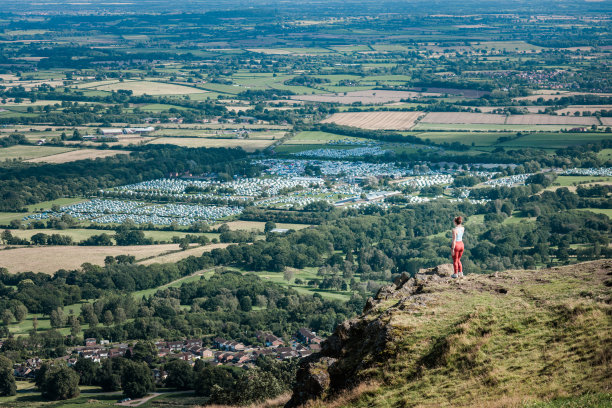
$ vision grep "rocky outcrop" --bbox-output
[286,264,451,407]
[286,260,612,408]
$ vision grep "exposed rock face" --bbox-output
[290,357,337,404]
[286,265,446,407]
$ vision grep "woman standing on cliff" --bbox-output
[451,216,464,278]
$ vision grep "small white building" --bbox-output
[123,126,155,134]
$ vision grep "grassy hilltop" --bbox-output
[288,260,612,408]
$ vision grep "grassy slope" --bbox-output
[305,260,612,408]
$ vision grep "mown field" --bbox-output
[285,130,368,145]
[421,112,506,124]
[245,266,354,302]
[555,175,612,187]
[412,123,577,132]
[78,79,209,96]
[321,111,423,130]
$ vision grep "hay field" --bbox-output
[0,244,183,274]
[505,114,599,125]
[421,112,506,124]
[292,90,437,104]
[87,80,209,96]
[148,137,275,151]
[600,117,612,126]
[413,123,569,132]
[0,145,75,161]
[555,105,612,115]
[26,149,130,163]
[320,111,423,130]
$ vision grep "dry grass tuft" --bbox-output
[197,392,291,408]
[303,382,382,408]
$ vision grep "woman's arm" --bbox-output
[451,229,456,252]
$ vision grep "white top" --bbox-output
[454,226,464,242]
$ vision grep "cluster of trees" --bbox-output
[0,228,212,248]
[240,207,340,225]
[0,133,28,148]
[0,352,295,403]
[81,270,363,342]
[284,75,330,86]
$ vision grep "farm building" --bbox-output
[99,128,124,135]
[123,126,155,134]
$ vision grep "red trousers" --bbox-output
[452,241,464,273]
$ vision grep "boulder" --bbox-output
[419,263,454,277]
[286,357,336,407]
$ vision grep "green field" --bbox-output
[0,212,27,225]
[577,208,612,218]
[597,148,612,162]
[274,143,355,154]
[247,267,354,302]
[413,131,503,146]
[286,130,368,144]
[0,145,75,161]
[499,133,610,149]
[132,269,215,299]
[555,175,612,187]
[25,198,85,212]
[139,103,188,112]
[0,198,86,226]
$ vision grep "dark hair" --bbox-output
[454,216,462,225]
